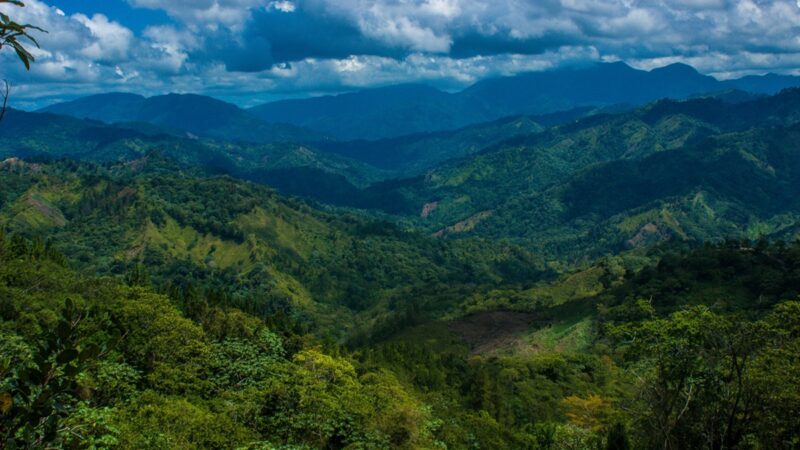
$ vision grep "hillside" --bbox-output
[6,72,800,450]
[0,234,447,449]
[315,108,601,176]
[337,90,800,260]
[364,241,800,448]
[0,158,549,338]
[0,108,383,188]
[7,0,800,448]
[5,221,797,448]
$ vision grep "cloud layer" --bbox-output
[2,0,800,108]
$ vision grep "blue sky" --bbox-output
[51,0,170,32]
[2,0,800,109]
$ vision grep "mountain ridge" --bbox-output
[40,62,800,141]
[251,62,800,139]
[39,92,326,145]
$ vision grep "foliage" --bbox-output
[0,234,446,449]
[0,158,549,341]
[0,0,44,70]
[0,0,45,122]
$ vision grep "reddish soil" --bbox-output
[421,202,439,218]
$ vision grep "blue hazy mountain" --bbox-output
[39,62,800,144]
[248,62,800,139]
[248,84,494,140]
[40,93,325,144]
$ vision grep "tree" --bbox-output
[0,0,45,121]
[615,304,800,450]
[0,299,119,448]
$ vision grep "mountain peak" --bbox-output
[650,62,701,76]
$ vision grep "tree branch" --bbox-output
[0,80,9,122]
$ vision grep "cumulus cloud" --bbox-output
[73,14,134,62]
[2,0,800,108]
[125,0,800,71]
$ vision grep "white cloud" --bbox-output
[3,0,800,109]
[269,1,296,13]
[73,14,134,62]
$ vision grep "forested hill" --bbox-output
[3,217,799,448]
[6,0,800,446]
[0,108,385,189]
[4,62,800,450]
[0,157,550,338]
[344,89,800,260]
[0,233,449,448]
[10,89,800,264]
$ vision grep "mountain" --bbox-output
[39,64,800,144]
[249,84,495,140]
[0,158,548,332]
[38,92,147,123]
[315,107,599,176]
[3,159,799,449]
[459,62,720,117]
[40,93,325,144]
[249,62,800,140]
[316,115,545,174]
[723,73,800,94]
[0,108,383,189]
[329,89,800,260]
[7,78,800,450]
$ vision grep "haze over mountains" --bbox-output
[8,62,800,264]
[248,62,800,139]
[40,62,800,142]
[40,92,326,144]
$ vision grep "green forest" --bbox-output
[2,1,800,447]
[1,156,799,449]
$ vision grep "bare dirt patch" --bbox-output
[421,202,439,218]
[449,311,537,355]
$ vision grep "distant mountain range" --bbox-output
[249,62,800,139]
[13,87,800,263]
[39,62,800,142]
[39,92,325,144]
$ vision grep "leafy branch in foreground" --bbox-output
[0,0,45,122]
[0,0,44,70]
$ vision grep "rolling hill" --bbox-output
[339,89,800,260]
[0,158,549,337]
[315,107,600,176]
[0,108,383,189]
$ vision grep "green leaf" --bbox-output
[79,344,99,362]
[57,321,71,341]
[56,349,79,365]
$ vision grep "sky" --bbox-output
[2,0,800,109]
